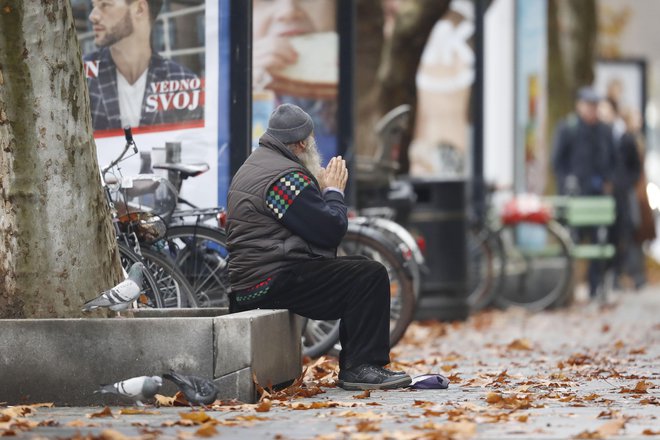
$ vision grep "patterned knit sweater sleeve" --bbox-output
[265,171,348,248]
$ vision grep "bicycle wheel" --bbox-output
[342,229,416,345]
[164,225,230,308]
[139,247,197,308]
[467,226,504,311]
[494,220,573,311]
[301,318,341,359]
[117,243,163,308]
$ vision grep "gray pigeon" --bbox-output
[95,375,162,406]
[163,370,219,407]
[82,262,145,312]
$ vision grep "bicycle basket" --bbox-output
[108,174,178,222]
[117,211,167,244]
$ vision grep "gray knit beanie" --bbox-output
[265,104,314,145]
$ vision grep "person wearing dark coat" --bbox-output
[226,104,412,391]
[551,87,617,297]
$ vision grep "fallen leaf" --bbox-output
[154,392,189,407]
[27,403,54,409]
[507,339,532,351]
[413,400,435,408]
[601,324,610,333]
[517,414,529,422]
[597,410,621,419]
[119,408,160,415]
[353,390,371,400]
[195,422,219,437]
[255,399,272,412]
[621,381,654,394]
[65,420,97,428]
[355,420,380,432]
[598,419,626,436]
[0,407,33,418]
[613,340,625,350]
[642,429,660,435]
[96,429,133,440]
[87,406,114,419]
[179,411,212,424]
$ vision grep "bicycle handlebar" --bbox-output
[101,126,137,176]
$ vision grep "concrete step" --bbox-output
[0,309,302,405]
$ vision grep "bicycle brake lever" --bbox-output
[124,126,138,153]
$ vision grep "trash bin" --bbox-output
[406,178,469,321]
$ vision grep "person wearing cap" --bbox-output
[551,86,617,297]
[552,86,616,196]
[226,104,412,390]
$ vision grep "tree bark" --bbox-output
[0,0,122,318]
[355,0,451,173]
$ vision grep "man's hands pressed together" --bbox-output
[320,156,348,192]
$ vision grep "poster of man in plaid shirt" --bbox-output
[78,0,204,133]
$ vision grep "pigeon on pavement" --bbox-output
[163,370,219,407]
[95,375,163,406]
[82,262,145,312]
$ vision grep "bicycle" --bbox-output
[102,128,198,309]
[150,162,230,307]
[470,191,574,312]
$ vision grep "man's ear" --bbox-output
[134,0,149,20]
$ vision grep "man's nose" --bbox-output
[89,7,99,23]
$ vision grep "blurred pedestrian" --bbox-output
[600,100,643,289]
[622,108,655,288]
[551,86,617,297]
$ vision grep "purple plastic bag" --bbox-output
[409,374,450,390]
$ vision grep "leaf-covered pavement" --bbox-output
[2,287,658,439]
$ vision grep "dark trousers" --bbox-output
[230,256,391,370]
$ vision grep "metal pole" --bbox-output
[229,0,252,177]
[472,0,486,224]
[337,0,355,205]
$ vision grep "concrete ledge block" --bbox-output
[0,309,301,405]
[0,318,213,406]
[214,310,302,387]
[214,367,255,403]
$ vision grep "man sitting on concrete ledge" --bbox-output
[226,104,412,390]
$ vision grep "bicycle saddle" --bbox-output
[153,162,210,179]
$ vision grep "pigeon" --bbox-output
[163,370,219,407]
[95,375,163,406]
[82,262,145,312]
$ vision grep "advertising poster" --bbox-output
[407,0,475,178]
[72,0,230,206]
[251,0,339,163]
[515,0,547,194]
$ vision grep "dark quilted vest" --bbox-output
[226,133,335,290]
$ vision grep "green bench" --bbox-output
[545,195,617,260]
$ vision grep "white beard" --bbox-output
[298,137,323,181]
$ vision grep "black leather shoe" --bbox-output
[338,364,412,390]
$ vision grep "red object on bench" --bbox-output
[501,194,553,225]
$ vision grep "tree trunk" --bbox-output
[355,0,451,173]
[0,0,122,318]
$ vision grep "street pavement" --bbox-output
[2,285,659,439]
